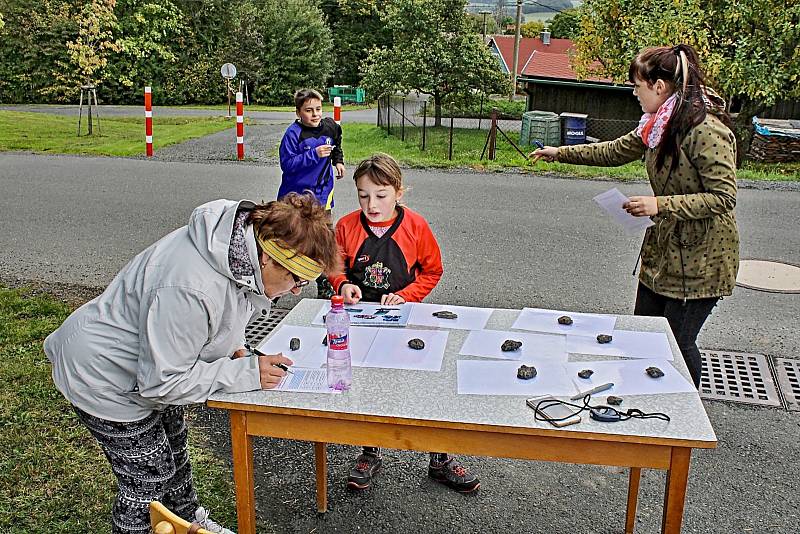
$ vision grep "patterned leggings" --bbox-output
[73,405,199,534]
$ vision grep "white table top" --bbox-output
[209,299,717,446]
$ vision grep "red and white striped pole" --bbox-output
[236,91,244,160]
[333,96,341,125]
[144,86,153,157]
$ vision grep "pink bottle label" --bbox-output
[329,333,349,350]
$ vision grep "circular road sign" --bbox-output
[220,63,237,79]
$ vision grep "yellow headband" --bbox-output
[256,236,323,281]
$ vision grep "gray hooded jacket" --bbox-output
[44,199,273,422]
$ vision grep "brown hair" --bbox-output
[248,192,341,272]
[294,88,324,110]
[628,44,732,173]
[352,153,405,193]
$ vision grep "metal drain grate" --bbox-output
[699,350,780,407]
[774,358,800,411]
[245,308,290,347]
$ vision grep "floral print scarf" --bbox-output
[636,93,678,148]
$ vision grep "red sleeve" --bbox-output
[327,211,363,294]
[395,213,442,303]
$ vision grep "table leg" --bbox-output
[661,447,691,534]
[625,467,642,534]
[314,442,328,513]
[231,411,256,534]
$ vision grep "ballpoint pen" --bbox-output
[570,382,614,400]
[244,343,294,374]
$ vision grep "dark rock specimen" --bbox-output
[646,366,665,378]
[578,369,594,379]
[517,364,537,380]
[606,396,623,406]
[289,337,301,351]
[501,339,523,352]
[408,338,425,350]
[432,310,458,319]
[557,315,573,325]
[596,334,613,344]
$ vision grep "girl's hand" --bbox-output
[258,353,294,389]
[380,293,405,306]
[529,146,559,163]
[340,283,362,304]
[623,196,658,217]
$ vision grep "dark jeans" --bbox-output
[634,283,719,388]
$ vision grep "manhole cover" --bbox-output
[245,308,289,347]
[774,358,800,411]
[736,259,800,293]
[699,350,780,407]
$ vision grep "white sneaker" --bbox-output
[194,506,236,534]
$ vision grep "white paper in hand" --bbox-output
[593,188,654,233]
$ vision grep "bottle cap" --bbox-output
[331,295,344,306]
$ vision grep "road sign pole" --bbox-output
[236,92,244,160]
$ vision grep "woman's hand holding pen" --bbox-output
[528,146,559,163]
[258,353,294,389]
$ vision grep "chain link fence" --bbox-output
[377,94,640,163]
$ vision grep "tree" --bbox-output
[66,0,121,87]
[231,0,333,105]
[361,0,511,126]
[319,0,391,87]
[548,8,580,39]
[572,0,800,158]
[466,12,499,37]
[519,20,544,38]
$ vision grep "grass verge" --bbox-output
[0,286,236,533]
[339,124,800,181]
[0,111,234,157]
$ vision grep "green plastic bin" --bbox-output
[520,110,561,147]
[327,86,366,104]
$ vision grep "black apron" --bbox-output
[347,207,416,302]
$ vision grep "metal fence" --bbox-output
[377,94,640,162]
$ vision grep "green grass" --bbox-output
[338,124,800,181]
[0,286,236,533]
[0,111,235,156]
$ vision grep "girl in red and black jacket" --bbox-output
[328,153,480,494]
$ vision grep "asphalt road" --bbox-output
[1,150,798,533]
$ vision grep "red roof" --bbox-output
[489,35,609,83]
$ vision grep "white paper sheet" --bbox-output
[459,329,567,362]
[592,187,655,233]
[565,359,695,397]
[456,360,577,396]
[257,325,378,368]
[362,328,449,371]
[566,330,674,361]
[512,307,617,338]
[311,302,411,327]
[407,302,494,330]
[274,368,340,393]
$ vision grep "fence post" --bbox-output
[387,96,391,136]
[401,97,405,142]
[144,86,153,157]
[448,112,454,161]
[422,101,427,151]
[333,96,341,125]
[488,108,497,160]
[478,94,484,130]
[236,91,244,160]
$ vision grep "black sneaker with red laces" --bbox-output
[428,456,480,493]
[347,452,382,490]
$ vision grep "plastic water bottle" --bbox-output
[326,295,352,390]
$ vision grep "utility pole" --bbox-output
[510,0,522,101]
[479,10,492,41]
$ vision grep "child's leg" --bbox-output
[428,452,480,493]
[346,446,382,490]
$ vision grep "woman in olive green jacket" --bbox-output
[531,44,739,387]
